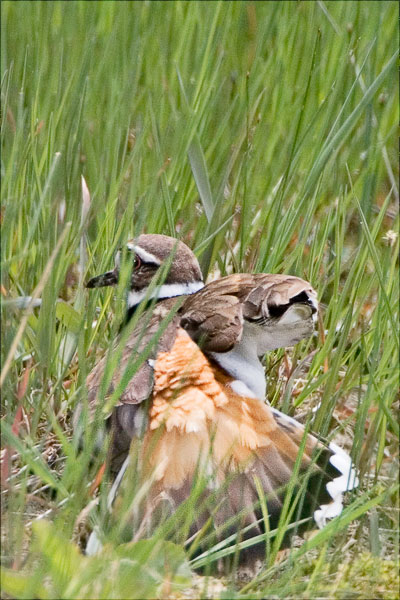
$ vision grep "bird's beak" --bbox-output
[86,269,119,288]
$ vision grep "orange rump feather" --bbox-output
[143,330,306,492]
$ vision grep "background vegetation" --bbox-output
[1,1,398,598]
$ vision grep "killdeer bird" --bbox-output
[82,234,357,558]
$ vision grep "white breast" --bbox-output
[209,310,314,400]
[210,324,267,399]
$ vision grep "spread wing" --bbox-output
[180,273,316,353]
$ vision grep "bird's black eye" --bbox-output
[133,255,142,271]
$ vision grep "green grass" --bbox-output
[1,1,398,598]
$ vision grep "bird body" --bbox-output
[82,234,357,558]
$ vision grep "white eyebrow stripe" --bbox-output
[133,245,162,265]
[125,242,162,265]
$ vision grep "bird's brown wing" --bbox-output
[80,299,183,471]
[85,298,182,414]
[180,291,243,352]
[180,273,316,352]
[241,273,316,319]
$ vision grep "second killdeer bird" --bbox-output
[81,234,357,557]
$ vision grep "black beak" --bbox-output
[86,270,118,288]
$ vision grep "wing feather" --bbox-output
[181,273,316,352]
